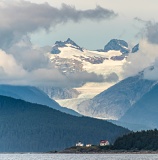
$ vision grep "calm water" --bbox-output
[0,154,158,160]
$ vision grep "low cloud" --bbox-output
[0,0,115,86]
[105,72,119,82]
[67,71,104,87]
[143,64,158,81]
[122,20,158,79]
[123,40,158,78]
[0,37,104,86]
[0,0,117,49]
[146,22,158,44]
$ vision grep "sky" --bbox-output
[0,0,158,86]
[26,0,158,50]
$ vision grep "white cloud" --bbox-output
[0,37,104,86]
[123,40,158,78]
[0,0,107,86]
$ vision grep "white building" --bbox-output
[86,144,92,147]
[100,140,109,146]
[76,141,84,147]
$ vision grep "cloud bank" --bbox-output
[0,0,117,49]
[123,40,158,78]
[0,37,104,87]
[122,21,158,81]
[0,0,115,86]
[146,22,158,45]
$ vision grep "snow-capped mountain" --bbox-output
[103,39,130,54]
[39,38,140,116]
[43,38,130,111]
[51,38,83,54]
[77,73,155,120]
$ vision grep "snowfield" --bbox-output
[46,42,127,118]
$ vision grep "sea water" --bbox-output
[0,154,158,160]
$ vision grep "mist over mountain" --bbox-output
[0,85,80,116]
[77,73,155,120]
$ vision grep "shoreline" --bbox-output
[58,151,158,154]
[57,146,158,154]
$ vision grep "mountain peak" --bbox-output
[51,38,83,54]
[104,39,130,54]
[132,44,139,53]
[66,38,73,43]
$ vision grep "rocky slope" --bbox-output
[77,74,155,120]
[120,82,158,129]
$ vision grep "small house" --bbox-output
[76,141,84,147]
[100,140,109,146]
[86,144,92,147]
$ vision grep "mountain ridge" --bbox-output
[77,74,155,120]
[0,94,129,152]
[0,85,80,116]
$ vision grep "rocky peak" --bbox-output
[104,39,130,54]
[51,38,83,54]
[132,44,139,53]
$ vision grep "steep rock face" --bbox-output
[39,87,80,100]
[120,83,158,129]
[104,39,130,54]
[77,74,155,120]
[132,44,139,53]
[0,85,80,116]
[0,95,129,152]
[51,38,83,54]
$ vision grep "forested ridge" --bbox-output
[0,95,129,152]
[113,129,158,150]
[61,130,158,153]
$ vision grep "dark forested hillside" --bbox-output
[0,95,129,152]
[0,85,80,116]
[113,129,158,150]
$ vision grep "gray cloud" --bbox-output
[105,72,119,82]
[146,22,158,44]
[134,17,147,23]
[7,36,51,71]
[121,20,158,81]
[122,40,158,79]
[0,37,105,87]
[67,71,104,87]
[133,19,158,44]
[0,0,116,86]
[0,1,117,49]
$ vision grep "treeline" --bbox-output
[0,95,129,152]
[112,129,158,151]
